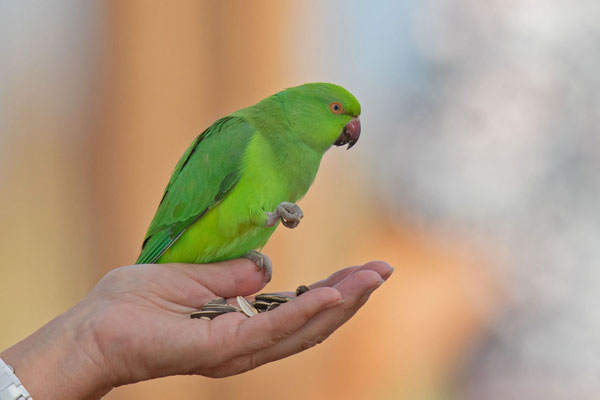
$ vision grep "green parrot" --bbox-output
[136,82,361,281]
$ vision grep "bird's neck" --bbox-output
[239,98,323,202]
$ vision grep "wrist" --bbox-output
[0,358,30,399]
[1,303,114,400]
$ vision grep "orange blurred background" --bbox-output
[0,2,502,399]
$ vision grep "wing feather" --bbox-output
[136,116,254,264]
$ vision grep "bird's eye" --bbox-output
[330,102,343,114]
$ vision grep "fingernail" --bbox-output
[367,280,385,295]
[326,297,345,309]
[382,267,395,281]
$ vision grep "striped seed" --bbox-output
[255,293,294,303]
[237,296,258,317]
[295,285,310,296]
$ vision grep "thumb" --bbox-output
[168,258,267,298]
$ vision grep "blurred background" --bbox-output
[1,1,598,399]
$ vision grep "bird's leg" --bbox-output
[265,202,304,229]
[243,250,273,283]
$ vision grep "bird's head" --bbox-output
[278,82,361,153]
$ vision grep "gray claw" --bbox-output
[242,250,273,282]
[265,202,304,229]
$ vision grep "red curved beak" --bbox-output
[334,117,361,149]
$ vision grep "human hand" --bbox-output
[1,259,393,399]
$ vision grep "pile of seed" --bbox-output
[191,285,311,320]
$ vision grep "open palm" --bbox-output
[79,259,392,387]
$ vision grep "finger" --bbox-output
[309,260,394,289]
[250,261,394,300]
[169,258,268,299]
[210,269,385,376]
[360,260,394,281]
[243,269,385,368]
[308,265,361,289]
[235,287,342,352]
[137,270,381,378]
[196,287,343,372]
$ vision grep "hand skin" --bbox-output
[0,259,393,399]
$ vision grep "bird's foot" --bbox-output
[243,250,273,283]
[265,202,304,229]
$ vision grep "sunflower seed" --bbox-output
[252,300,271,310]
[295,285,310,296]
[190,310,225,320]
[266,302,280,311]
[237,296,258,317]
[201,304,239,313]
[206,297,227,305]
[255,293,294,303]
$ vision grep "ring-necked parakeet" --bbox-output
[136,82,361,281]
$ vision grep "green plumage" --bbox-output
[136,82,361,265]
